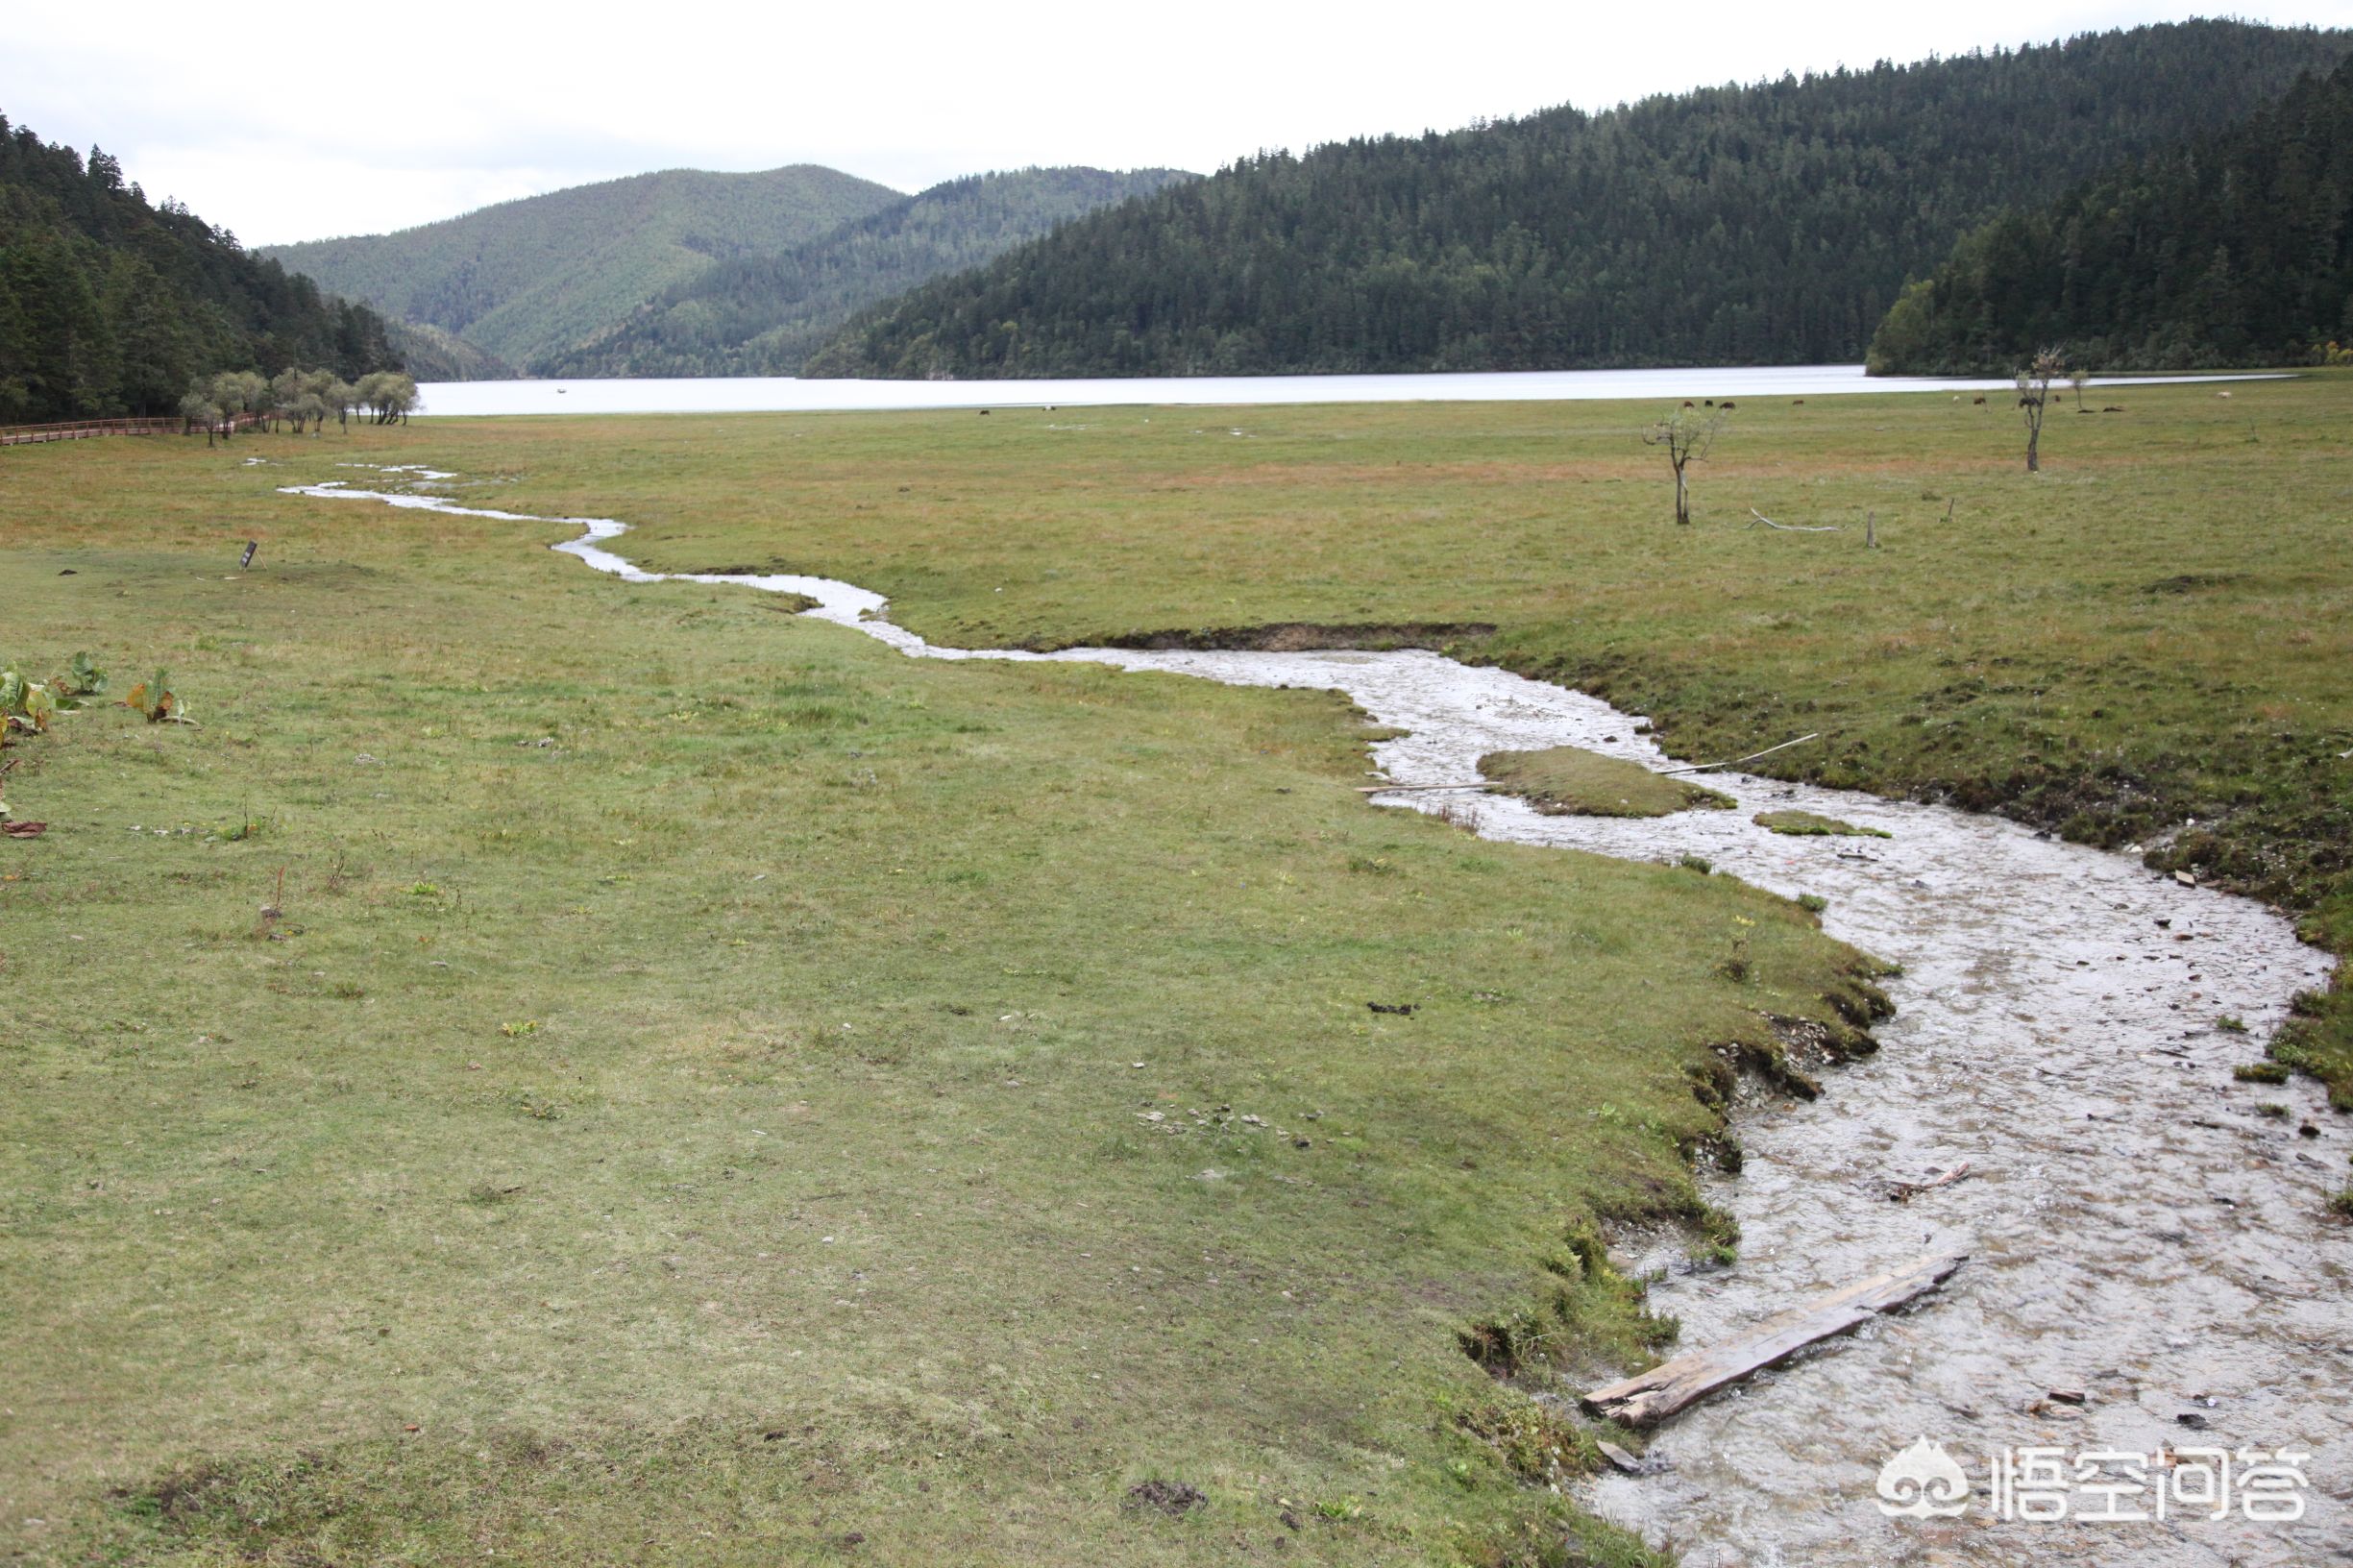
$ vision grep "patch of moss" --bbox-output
[1481,747,1732,818]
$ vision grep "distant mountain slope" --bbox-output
[542,166,1193,378]
[262,165,901,370]
[805,20,2352,380]
[386,318,513,382]
[0,111,397,422]
[1869,56,2353,374]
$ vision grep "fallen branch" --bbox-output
[1581,1249,1968,1428]
[1887,1161,1973,1202]
[1655,732,1821,776]
[1749,507,1842,532]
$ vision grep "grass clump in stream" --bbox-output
[1481,745,1731,817]
[1752,808,1891,838]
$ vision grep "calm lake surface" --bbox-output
[417,365,2281,418]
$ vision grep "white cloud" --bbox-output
[9,0,2351,244]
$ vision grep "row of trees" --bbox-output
[807,22,2348,379]
[1,115,401,425]
[179,368,419,442]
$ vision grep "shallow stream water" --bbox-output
[286,472,2346,1567]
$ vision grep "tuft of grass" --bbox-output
[1480,746,1731,818]
[2234,1061,2291,1084]
[1752,809,1891,839]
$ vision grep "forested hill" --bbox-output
[0,114,396,424]
[804,20,2352,380]
[541,166,1194,379]
[261,165,901,372]
[385,318,514,382]
[1868,56,2353,374]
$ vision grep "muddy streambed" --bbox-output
[286,474,2347,1566]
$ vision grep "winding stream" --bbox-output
[285,472,2346,1567]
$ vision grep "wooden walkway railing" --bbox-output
[0,414,262,447]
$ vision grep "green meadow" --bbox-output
[2,374,2346,1565]
[411,378,2347,1085]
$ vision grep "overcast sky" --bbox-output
[11,0,2353,246]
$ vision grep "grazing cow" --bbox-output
[2102,405,2125,413]
[1791,399,1805,405]
[1682,400,1695,408]
[1720,401,1735,411]
[1973,395,1987,404]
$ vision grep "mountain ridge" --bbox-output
[803,20,2353,380]
[541,166,1195,379]
[262,164,903,370]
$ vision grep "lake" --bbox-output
[416,365,2282,418]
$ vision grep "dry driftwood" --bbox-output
[1655,732,1821,776]
[1581,1249,1969,1428]
[1887,1161,1973,1202]
[1748,507,1842,532]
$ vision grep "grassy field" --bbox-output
[348,377,2348,1091]
[1,435,1890,1566]
[4,373,2346,1565]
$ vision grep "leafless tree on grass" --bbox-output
[1642,404,1728,525]
[2017,348,2065,473]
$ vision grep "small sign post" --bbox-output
[239,541,257,572]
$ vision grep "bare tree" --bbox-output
[2016,348,2065,473]
[2068,367,2091,411]
[1641,404,1728,525]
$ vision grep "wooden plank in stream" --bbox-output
[1581,1249,1968,1428]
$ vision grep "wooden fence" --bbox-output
[0,414,261,448]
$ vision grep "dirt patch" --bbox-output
[127,1463,236,1521]
[1123,1479,1208,1516]
[2141,572,2243,595]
